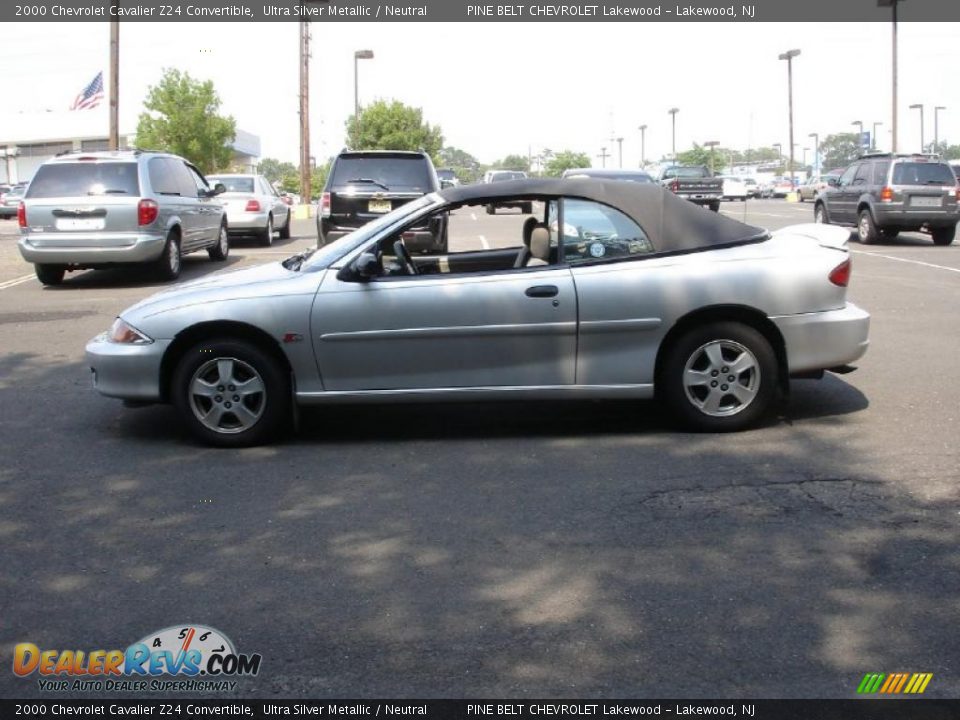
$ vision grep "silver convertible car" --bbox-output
[86,179,870,446]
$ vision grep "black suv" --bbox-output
[814,153,958,245]
[317,150,447,252]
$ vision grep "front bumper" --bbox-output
[771,302,870,374]
[19,232,167,266]
[85,333,171,402]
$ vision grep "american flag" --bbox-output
[70,71,104,110]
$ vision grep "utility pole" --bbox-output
[878,0,900,152]
[704,141,719,175]
[611,137,624,169]
[109,13,119,150]
[638,124,647,166]
[668,108,679,160]
[597,147,610,168]
[299,21,311,206]
[872,122,883,151]
[779,48,801,190]
[934,106,945,150]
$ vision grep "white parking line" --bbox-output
[0,273,35,291]
[479,234,490,250]
[851,250,960,274]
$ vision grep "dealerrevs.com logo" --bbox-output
[13,624,262,693]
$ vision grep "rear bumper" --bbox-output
[771,302,870,374]
[85,333,170,402]
[224,210,269,232]
[18,232,166,265]
[0,206,18,218]
[872,204,958,228]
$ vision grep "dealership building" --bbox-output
[0,108,261,184]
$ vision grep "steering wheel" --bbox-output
[393,239,418,276]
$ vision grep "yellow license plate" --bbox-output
[368,199,391,213]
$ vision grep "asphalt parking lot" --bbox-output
[0,199,958,699]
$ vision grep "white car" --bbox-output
[207,174,291,247]
[720,176,749,201]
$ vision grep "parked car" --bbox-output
[950,163,960,186]
[658,165,724,211]
[484,170,531,214]
[18,150,228,285]
[814,153,959,245]
[317,150,446,252]
[0,184,26,218]
[719,176,749,201]
[436,168,460,188]
[206,173,291,247]
[762,177,795,198]
[742,178,760,198]
[561,168,655,184]
[85,178,869,447]
[798,176,830,202]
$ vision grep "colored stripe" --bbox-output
[917,674,933,694]
[856,674,874,693]
[893,674,909,693]
[904,675,919,694]
[867,673,885,693]
[879,674,897,693]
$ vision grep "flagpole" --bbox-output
[109,13,119,150]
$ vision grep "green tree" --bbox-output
[543,150,592,177]
[820,133,862,171]
[258,158,297,186]
[674,144,731,174]
[439,146,482,183]
[346,100,443,163]
[926,141,960,160]
[135,69,236,174]
[493,154,530,172]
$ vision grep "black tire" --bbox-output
[279,211,291,240]
[316,219,323,244]
[171,338,290,447]
[486,205,495,215]
[35,264,65,286]
[259,215,274,247]
[659,321,778,432]
[155,232,182,281]
[931,226,956,246]
[880,228,900,241]
[708,201,721,212]
[207,223,229,261]
[521,201,533,215]
[814,202,830,225]
[857,208,879,245]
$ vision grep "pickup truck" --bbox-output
[659,165,724,211]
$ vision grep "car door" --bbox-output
[310,215,577,392]
[185,163,222,247]
[830,163,861,224]
[263,177,288,228]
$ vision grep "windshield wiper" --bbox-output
[345,178,391,191]
[282,247,317,271]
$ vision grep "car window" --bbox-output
[892,162,956,186]
[853,164,872,185]
[26,162,140,198]
[148,157,178,195]
[838,165,858,186]
[186,166,210,196]
[872,162,891,185]
[560,199,654,264]
[330,157,429,191]
[164,158,200,198]
[209,176,254,193]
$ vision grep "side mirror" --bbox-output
[209,183,226,196]
[827,177,839,187]
[440,179,454,189]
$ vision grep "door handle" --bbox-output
[525,285,558,298]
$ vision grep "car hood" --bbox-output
[121,262,321,323]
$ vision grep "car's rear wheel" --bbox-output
[814,202,830,224]
[931,226,956,246]
[708,201,721,212]
[857,209,878,245]
[35,264,65,286]
[172,338,290,447]
[260,215,274,247]
[208,223,229,261]
[279,211,291,240]
[156,233,182,281]
[660,321,778,432]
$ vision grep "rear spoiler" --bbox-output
[774,223,850,250]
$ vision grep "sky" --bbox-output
[1,21,957,168]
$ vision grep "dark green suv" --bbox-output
[814,153,958,245]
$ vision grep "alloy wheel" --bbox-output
[682,339,761,417]
[188,357,266,434]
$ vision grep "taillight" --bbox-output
[137,199,159,226]
[320,192,331,218]
[829,258,851,287]
[245,199,261,212]
[879,186,893,202]
[17,201,26,228]
[670,180,680,192]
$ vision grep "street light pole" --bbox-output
[611,137,624,169]
[668,108,679,160]
[598,147,610,168]
[934,106,946,150]
[878,0,900,152]
[299,21,311,206]
[779,48,801,190]
[872,121,883,150]
[852,120,863,150]
[704,141,719,175]
[108,15,119,150]
[909,103,924,151]
[638,124,647,166]
[808,133,819,174]
[353,49,374,124]
[773,142,782,167]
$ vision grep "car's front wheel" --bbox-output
[814,202,829,224]
[35,264,65,286]
[708,201,721,212]
[172,338,290,447]
[931,225,956,246]
[660,321,778,432]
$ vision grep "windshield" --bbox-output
[208,176,255,193]
[302,194,439,270]
[892,162,956,186]
[662,167,709,179]
[26,162,140,198]
[330,157,431,191]
[437,170,455,180]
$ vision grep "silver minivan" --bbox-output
[18,149,229,285]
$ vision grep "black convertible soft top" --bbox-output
[440,178,768,255]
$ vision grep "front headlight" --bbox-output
[108,317,153,345]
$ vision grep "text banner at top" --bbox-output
[3,0,959,22]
